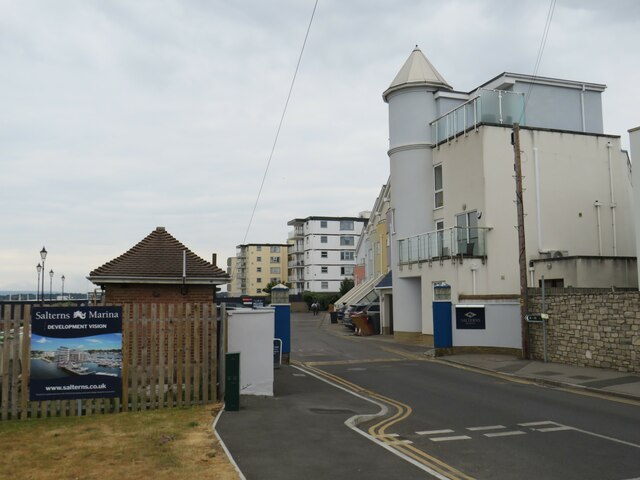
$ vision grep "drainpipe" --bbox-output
[471,262,478,295]
[533,146,545,252]
[594,201,603,255]
[580,84,586,132]
[607,142,617,256]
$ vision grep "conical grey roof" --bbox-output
[383,46,452,101]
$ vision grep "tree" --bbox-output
[340,278,354,296]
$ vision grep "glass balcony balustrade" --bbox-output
[398,227,489,265]
[431,89,526,145]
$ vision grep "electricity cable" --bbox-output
[242,0,319,244]
[520,0,557,123]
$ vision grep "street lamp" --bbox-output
[49,269,54,301]
[40,247,47,305]
[36,263,42,301]
[61,275,65,300]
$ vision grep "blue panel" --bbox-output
[274,305,291,354]
[433,302,452,348]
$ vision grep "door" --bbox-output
[433,301,452,348]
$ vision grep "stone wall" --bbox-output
[528,289,640,373]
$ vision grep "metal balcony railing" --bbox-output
[398,227,490,265]
[430,89,526,145]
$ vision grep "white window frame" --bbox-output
[434,164,443,209]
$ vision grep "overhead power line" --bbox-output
[242,0,319,244]
[520,0,557,123]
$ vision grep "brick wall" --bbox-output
[528,290,640,373]
[104,284,216,304]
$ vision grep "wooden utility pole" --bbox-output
[512,123,529,358]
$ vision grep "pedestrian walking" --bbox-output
[311,302,319,316]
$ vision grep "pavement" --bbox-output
[323,317,640,401]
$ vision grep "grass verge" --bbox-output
[0,404,240,480]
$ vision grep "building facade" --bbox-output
[228,244,289,297]
[384,47,635,346]
[287,216,368,294]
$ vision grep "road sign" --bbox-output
[525,313,549,323]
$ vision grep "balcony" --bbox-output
[430,89,526,145]
[398,227,490,265]
[288,228,305,239]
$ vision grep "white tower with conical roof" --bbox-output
[383,47,453,337]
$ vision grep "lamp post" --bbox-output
[49,269,54,301]
[40,247,47,305]
[61,275,65,300]
[36,263,42,301]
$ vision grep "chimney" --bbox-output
[211,253,217,267]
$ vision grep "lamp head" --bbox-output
[49,269,54,278]
[40,247,47,261]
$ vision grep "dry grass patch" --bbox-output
[0,404,239,480]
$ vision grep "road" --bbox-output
[217,312,640,479]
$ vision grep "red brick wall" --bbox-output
[104,284,216,304]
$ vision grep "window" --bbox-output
[270,267,280,274]
[270,256,280,263]
[321,266,328,274]
[340,220,354,230]
[321,236,328,243]
[256,277,262,283]
[271,277,279,283]
[270,246,280,253]
[436,220,446,256]
[256,256,262,262]
[340,236,354,246]
[257,267,262,272]
[321,281,329,290]
[256,246,262,251]
[256,288,262,293]
[340,251,355,261]
[341,266,354,275]
[434,164,443,208]
[306,282,309,289]
[321,251,328,258]
[456,211,478,255]
[320,220,328,228]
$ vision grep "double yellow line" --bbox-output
[293,360,474,480]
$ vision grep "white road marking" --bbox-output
[467,425,506,431]
[292,364,453,480]
[377,433,399,438]
[389,440,414,445]
[536,426,573,432]
[570,426,640,449]
[416,429,454,435]
[292,373,306,377]
[430,435,472,442]
[518,420,557,427]
[484,431,527,438]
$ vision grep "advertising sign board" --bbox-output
[30,306,122,401]
[455,305,486,330]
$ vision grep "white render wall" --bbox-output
[395,124,636,336]
[630,127,640,290]
[227,309,274,396]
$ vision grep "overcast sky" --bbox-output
[2,0,639,293]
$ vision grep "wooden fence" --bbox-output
[0,303,218,421]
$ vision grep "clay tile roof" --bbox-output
[88,227,229,284]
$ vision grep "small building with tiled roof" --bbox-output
[87,226,229,304]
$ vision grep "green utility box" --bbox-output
[225,352,240,411]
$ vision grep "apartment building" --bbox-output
[228,243,289,297]
[287,215,368,294]
[384,47,635,347]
